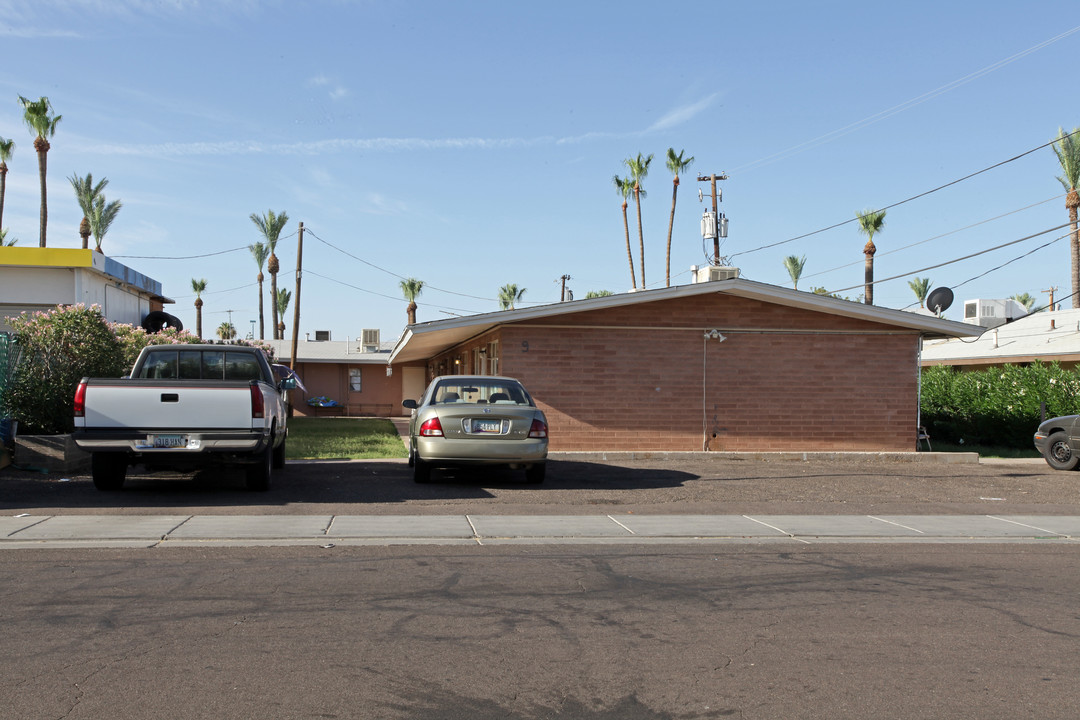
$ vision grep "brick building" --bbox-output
[389,277,976,452]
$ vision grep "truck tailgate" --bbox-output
[82,381,259,430]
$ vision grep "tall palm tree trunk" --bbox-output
[622,202,636,290]
[665,178,679,287]
[634,187,645,288]
[864,242,876,305]
[407,301,417,325]
[34,138,49,248]
[257,275,265,339]
[0,164,7,230]
[1068,189,1079,308]
[269,256,279,340]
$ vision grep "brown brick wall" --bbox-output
[429,294,921,452]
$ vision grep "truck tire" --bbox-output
[1044,431,1080,471]
[245,447,272,491]
[92,453,127,491]
[272,434,286,469]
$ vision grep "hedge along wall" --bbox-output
[920,362,1080,448]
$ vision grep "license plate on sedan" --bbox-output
[470,419,504,434]
[140,434,189,449]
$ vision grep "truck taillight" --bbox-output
[74,381,87,418]
[250,384,265,418]
[528,419,548,438]
[419,417,443,437]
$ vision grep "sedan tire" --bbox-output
[413,456,431,483]
[525,462,546,484]
[1044,431,1080,471]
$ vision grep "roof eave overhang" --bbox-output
[388,278,979,364]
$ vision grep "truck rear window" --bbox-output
[137,350,263,381]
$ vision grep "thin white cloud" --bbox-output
[647,93,720,132]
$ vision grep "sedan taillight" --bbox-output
[420,417,444,437]
[528,419,548,438]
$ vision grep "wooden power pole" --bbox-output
[697,173,728,265]
[290,222,304,371]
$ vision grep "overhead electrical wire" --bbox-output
[728,128,1080,261]
[825,223,1071,295]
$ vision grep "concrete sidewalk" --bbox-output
[3,513,1080,549]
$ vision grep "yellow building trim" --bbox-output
[0,247,95,268]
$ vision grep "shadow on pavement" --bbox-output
[0,458,697,512]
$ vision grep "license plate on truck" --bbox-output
[138,434,189,449]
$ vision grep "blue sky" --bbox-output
[1,0,1078,343]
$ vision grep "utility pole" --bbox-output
[560,274,571,302]
[1043,286,1058,310]
[697,173,728,265]
[290,222,304,371]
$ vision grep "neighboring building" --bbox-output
[0,247,172,332]
[265,338,404,417]
[922,306,1080,370]
[390,277,976,453]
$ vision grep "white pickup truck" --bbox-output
[72,344,296,491]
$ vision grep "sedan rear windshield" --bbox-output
[432,381,532,406]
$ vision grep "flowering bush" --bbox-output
[2,305,126,434]
[109,322,201,373]
[921,362,1080,448]
[1,306,279,435]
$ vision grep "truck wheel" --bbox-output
[1044,431,1080,471]
[92,453,127,491]
[246,447,272,491]
[272,435,286,469]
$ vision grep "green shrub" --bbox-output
[1,306,279,435]
[2,304,126,434]
[921,362,1080,448]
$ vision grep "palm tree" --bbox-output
[68,173,111,250]
[191,278,207,339]
[664,149,694,287]
[89,194,122,253]
[275,288,292,339]
[216,322,237,340]
[1052,127,1080,308]
[498,283,526,310]
[585,290,614,298]
[783,255,807,290]
[908,277,932,308]
[400,277,424,325]
[856,209,886,305]
[0,136,13,231]
[250,209,290,338]
[612,175,637,290]
[1011,292,1036,311]
[624,153,653,288]
[0,228,17,246]
[18,96,61,248]
[248,242,269,339]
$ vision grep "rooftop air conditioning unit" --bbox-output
[314,330,331,342]
[693,265,740,284]
[360,329,380,353]
[962,298,1028,329]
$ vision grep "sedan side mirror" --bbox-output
[402,399,418,410]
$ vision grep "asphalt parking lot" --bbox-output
[3,453,1080,547]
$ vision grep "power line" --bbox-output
[800,194,1064,281]
[826,223,1071,295]
[729,129,1080,261]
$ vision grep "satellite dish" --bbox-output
[927,287,954,314]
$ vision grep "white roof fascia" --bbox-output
[388,278,979,365]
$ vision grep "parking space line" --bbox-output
[868,516,925,534]
[986,515,1068,537]
[742,515,811,544]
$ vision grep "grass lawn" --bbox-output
[286,417,407,460]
